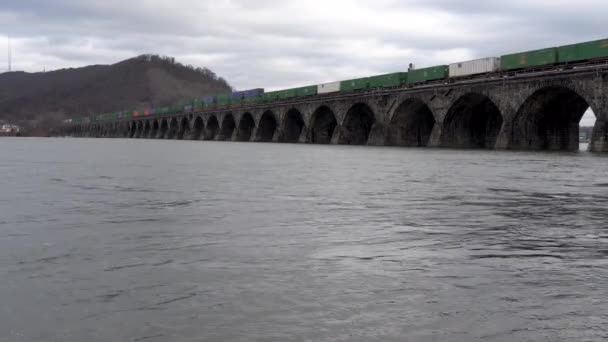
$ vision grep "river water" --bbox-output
[1,138,607,342]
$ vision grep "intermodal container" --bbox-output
[216,95,231,105]
[449,57,500,77]
[340,77,370,92]
[558,38,608,63]
[318,81,340,94]
[368,72,408,88]
[263,91,281,101]
[295,85,317,97]
[280,88,297,99]
[407,65,449,84]
[202,96,215,105]
[243,88,264,98]
[500,48,558,71]
[244,96,262,103]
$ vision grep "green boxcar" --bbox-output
[295,85,317,97]
[368,72,408,88]
[216,94,231,106]
[558,38,608,63]
[277,88,296,99]
[500,48,558,71]
[244,96,262,103]
[340,77,370,92]
[408,66,449,84]
[263,91,281,101]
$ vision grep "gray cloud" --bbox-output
[0,0,604,124]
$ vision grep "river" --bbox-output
[1,138,607,341]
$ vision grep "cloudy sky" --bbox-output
[1,0,605,124]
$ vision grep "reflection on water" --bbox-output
[1,138,607,342]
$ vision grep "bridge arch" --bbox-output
[511,86,592,151]
[219,114,235,141]
[167,117,179,139]
[387,98,436,147]
[310,105,338,144]
[159,119,169,139]
[150,120,159,138]
[237,112,255,141]
[281,108,305,143]
[142,121,151,138]
[137,121,146,138]
[257,110,277,142]
[191,116,204,140]
[129,122,137,138]
[441,93,503,149]
[205,116,219,140]
[178,117,190,140]
[339,103,376,145]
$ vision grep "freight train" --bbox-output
[71,37,608,124]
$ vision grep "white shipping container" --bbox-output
[449,57,501,77]
[317,81,341,94]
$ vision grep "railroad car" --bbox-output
[340,77,370,92]
[368,72,408,88]
[408,65,449,84]
[295,85,317,97]
[558,38,608,63]
[263,91,281,101]
[216,94,231,106]
[449,57,500,77]
[318,81,340,94]
[500,47,558,71]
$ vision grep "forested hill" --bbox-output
[0,55,232,133]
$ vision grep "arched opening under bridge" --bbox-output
[281,109,304,143]
[310,106,337,144]
[191,117,204,140]
[338,103,376,145]
[205,116,219,140]
[178,117,190,140]
[236,113,255,141]
[441,93,503,149]
[257,111,277,142]
[512,86,594,151]
[387,98,435,147]
[219,115,235,141]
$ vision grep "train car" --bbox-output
[202,96,215,105]
[340,77,370,92]
[216,94,231,106]
[263,91,282,101]
[368,72,408,88]
[295,85,317,97]
[449,57,500,77]
[318,81,340,94]
[243,88,264,98]
[279,88,297,99]
[501,47,558,71]
[407,65,449,85]
[244,95,263,103]
[231,88,264,100]
[558,38,608,64]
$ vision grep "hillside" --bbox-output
[0,55,232,134]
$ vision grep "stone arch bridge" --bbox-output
[63,66,608,152]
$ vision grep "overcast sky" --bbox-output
[1,0,605,124]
